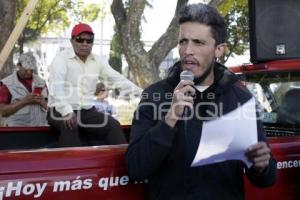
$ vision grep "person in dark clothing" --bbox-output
[126,3,276,200]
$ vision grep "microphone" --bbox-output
[180,70,194,82]
[180,70,194,119]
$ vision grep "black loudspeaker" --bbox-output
[249,0,300,63]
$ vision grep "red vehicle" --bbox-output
[0,60,300,200]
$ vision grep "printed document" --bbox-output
[191,98,257,168]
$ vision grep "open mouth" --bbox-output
[183,59,199,70]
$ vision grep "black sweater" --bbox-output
[126,63,277,200]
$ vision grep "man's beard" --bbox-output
[191,59,216,85]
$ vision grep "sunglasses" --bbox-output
[74,37,94,44]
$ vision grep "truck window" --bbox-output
[239,71,300,129]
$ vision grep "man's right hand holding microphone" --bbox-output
[165,71,196,128]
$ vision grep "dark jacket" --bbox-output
[126,62,277,200]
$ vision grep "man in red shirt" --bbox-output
[0,52,48,126]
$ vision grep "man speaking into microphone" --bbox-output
[126,3,276,200]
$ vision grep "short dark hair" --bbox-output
[95,82,106,95]
[178,3,227,45]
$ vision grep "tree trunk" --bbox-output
[111,0,188,88]
[0,0,16,79]
[111,0,223,88]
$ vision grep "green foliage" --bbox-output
[218,0,249,63]
[16,0,73,41]
[72,0,104,23]
[81,4,102,21]
[16,0,104,52]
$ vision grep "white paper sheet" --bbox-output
[191,97,258,168]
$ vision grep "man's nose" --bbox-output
[184,42,194,55]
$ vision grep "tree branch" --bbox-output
[175,0,189,13]
[148,0,188,70]
[111,0,126,33]
[127,0,145,34]
[208,0,224,7]
[24,1,65,42]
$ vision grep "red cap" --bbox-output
[71,23,94,37]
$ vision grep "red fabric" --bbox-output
[71,23,94,37]
[0,77,33,104]
[0,84,11,104]
[21,78,33,93]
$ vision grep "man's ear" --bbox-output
[215,43,227,58]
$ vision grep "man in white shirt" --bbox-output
[47,23,136,147]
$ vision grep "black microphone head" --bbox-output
[180,70,194,81]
